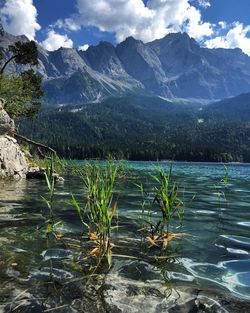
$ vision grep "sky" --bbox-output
[0,0,249,55]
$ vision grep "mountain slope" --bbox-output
[203,92,250,122]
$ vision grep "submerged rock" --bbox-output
[26,167,45,179]
[102,260,196,313]
[41,249,73,261]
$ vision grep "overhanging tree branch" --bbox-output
[0,55,17,74]
[14,132,57,156]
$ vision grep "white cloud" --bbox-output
[184,6,213,39]
[196,0,210,8]
[205,23,250,56]
[53,18,81,32]
[58,0,213,43]
[218,21,227,30]
[41,30,73,51]
[78,44,89,51]
[0,0,41,40]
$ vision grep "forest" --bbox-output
[18,94,250,162]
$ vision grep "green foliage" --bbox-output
[0,39,43,119]
[0,40,38,74]
[9,41,38,65]
[0,69,43,118]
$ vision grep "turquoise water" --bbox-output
[1,161,250,308]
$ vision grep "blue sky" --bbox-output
[0,0,250,55]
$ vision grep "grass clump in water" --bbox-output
[71,162,120,267]
[137,165,194,249]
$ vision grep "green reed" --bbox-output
[71,162,120,267]
[41,157,56,236]
[40,157,57,280]
[137,165,195,247]
[151,165,184,236]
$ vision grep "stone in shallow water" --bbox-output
[6,267,20,278]
[26,167,64,182]
[119,260,162,282]
[101,259,250,313]
[29,267,73,283]
[41,249,73,261]
[102,260,198,313]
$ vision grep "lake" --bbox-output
[0,161,250,312]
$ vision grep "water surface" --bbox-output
[1,161,250,310]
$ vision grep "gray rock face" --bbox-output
[0,98,15,135]
[116,37,169,96]
[0,135,28,179]
[0,101,27,179]
[148,32,250,99]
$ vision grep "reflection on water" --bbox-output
[1,161,250,310]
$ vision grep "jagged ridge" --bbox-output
[1,26,250,104]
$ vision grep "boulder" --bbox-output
[0,98,28,179]
[0,135,28,179]
[0,98,15,136]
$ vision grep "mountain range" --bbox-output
[1,25,250,104]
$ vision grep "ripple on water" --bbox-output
[168,271,195,282]
[220,259,250,273]
[193,210,216,215]
[220,235,250,247]
[226,248,249,255]
[180,258,250,299]
[238,221,250,227]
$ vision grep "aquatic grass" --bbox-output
[137,165,195,248]
[40,157,57,280]
[222,165,229,188]
[41,157,56,232]
[71,162,121,267]
[151,165,184,237]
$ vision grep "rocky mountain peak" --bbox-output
[117,36,143,50]
[83,41,129,77]
[148,32,199,55]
